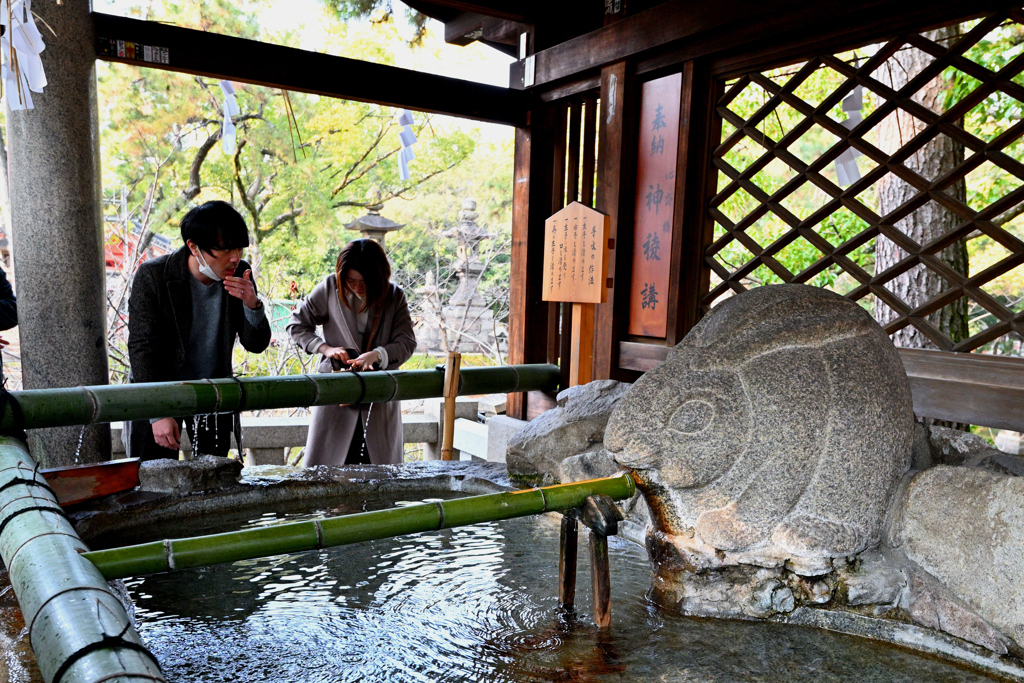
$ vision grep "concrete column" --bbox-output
[7,0,110,466]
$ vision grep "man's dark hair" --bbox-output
[336,238,391,313]
[180,201,251,253]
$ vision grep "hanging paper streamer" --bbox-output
[396,108,417,181]
[834,85,864,187]
[220,80,239,154]
[0,0,47,111]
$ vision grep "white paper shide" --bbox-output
[1,0,47,111]
[220,80,240,154]
[396,108,416,181]
[834,85,864,187]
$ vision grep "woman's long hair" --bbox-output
[335,239,391,313]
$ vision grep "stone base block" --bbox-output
[138,455,243,495]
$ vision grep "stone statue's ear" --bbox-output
[690,286,880,369]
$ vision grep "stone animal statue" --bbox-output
[606,284,914,572]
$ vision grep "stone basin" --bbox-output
[1,457,1021,681]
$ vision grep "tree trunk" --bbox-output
[873,26,968,349]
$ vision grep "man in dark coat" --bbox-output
[126,201,271,460]
[0,265,17,380]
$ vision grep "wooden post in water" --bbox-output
[440,352,462,461]
[590,531,611,628]
[559,513,578,608]
[580,494,620,629]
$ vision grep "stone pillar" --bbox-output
[7,0,110,465]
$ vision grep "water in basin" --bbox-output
[114,500,1004,682]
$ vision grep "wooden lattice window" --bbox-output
[706,10,1024,354]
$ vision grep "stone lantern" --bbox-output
[344,199,404,246]
[442,199,494,309]
[438,199,504,355]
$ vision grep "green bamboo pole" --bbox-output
[0,364,559,432]
[0,436,164,683]
[84,473,636,581]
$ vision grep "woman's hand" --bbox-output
[152,417,181,450]
[347,350,381,371]
[318,344,351,363]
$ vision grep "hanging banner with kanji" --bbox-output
[542,202,610,304]
[628,72,681,337]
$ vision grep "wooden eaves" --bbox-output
[91,12,531,127]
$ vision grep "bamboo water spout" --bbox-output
[0,364,559,432]
[83,473,636,581]
[0,436,163,683]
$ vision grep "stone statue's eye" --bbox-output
[669,400,715,434]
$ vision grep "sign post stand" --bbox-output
[542,202,611,387]
[570,302,595,386]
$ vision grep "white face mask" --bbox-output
[195,250,222,281]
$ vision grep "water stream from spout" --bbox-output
[360,403,373,462]
[73,426,86,464]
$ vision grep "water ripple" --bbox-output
[123,503,1005,683]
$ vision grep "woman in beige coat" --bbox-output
[287,239,417,466]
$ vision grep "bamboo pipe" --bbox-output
[84,473,636,581]
[440,352,461,461]
[0,364,559,432]
[0,436,164,683]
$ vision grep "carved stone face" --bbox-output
[605,285,914,563]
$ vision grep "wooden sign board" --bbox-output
[629,72,682,338]
[542,202,611,304]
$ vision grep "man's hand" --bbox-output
[0,336,9,350]
[224,269,260,309]
[152,417,181,450]
[318,345,351,364]
[347,350,381,371]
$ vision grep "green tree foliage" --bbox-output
[317,0,428,45]
[101,0,477,294]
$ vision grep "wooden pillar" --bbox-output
[581,96,598,207]
[594,62,639,381]
[559,514,578,608]
[666,60,722,344]
[550,102,570,390]
[508,106,559,420]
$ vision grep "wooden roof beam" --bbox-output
[410,0,532,23]
[446,13,524,45]
[445,12,487,45]
[92,12,531,126]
